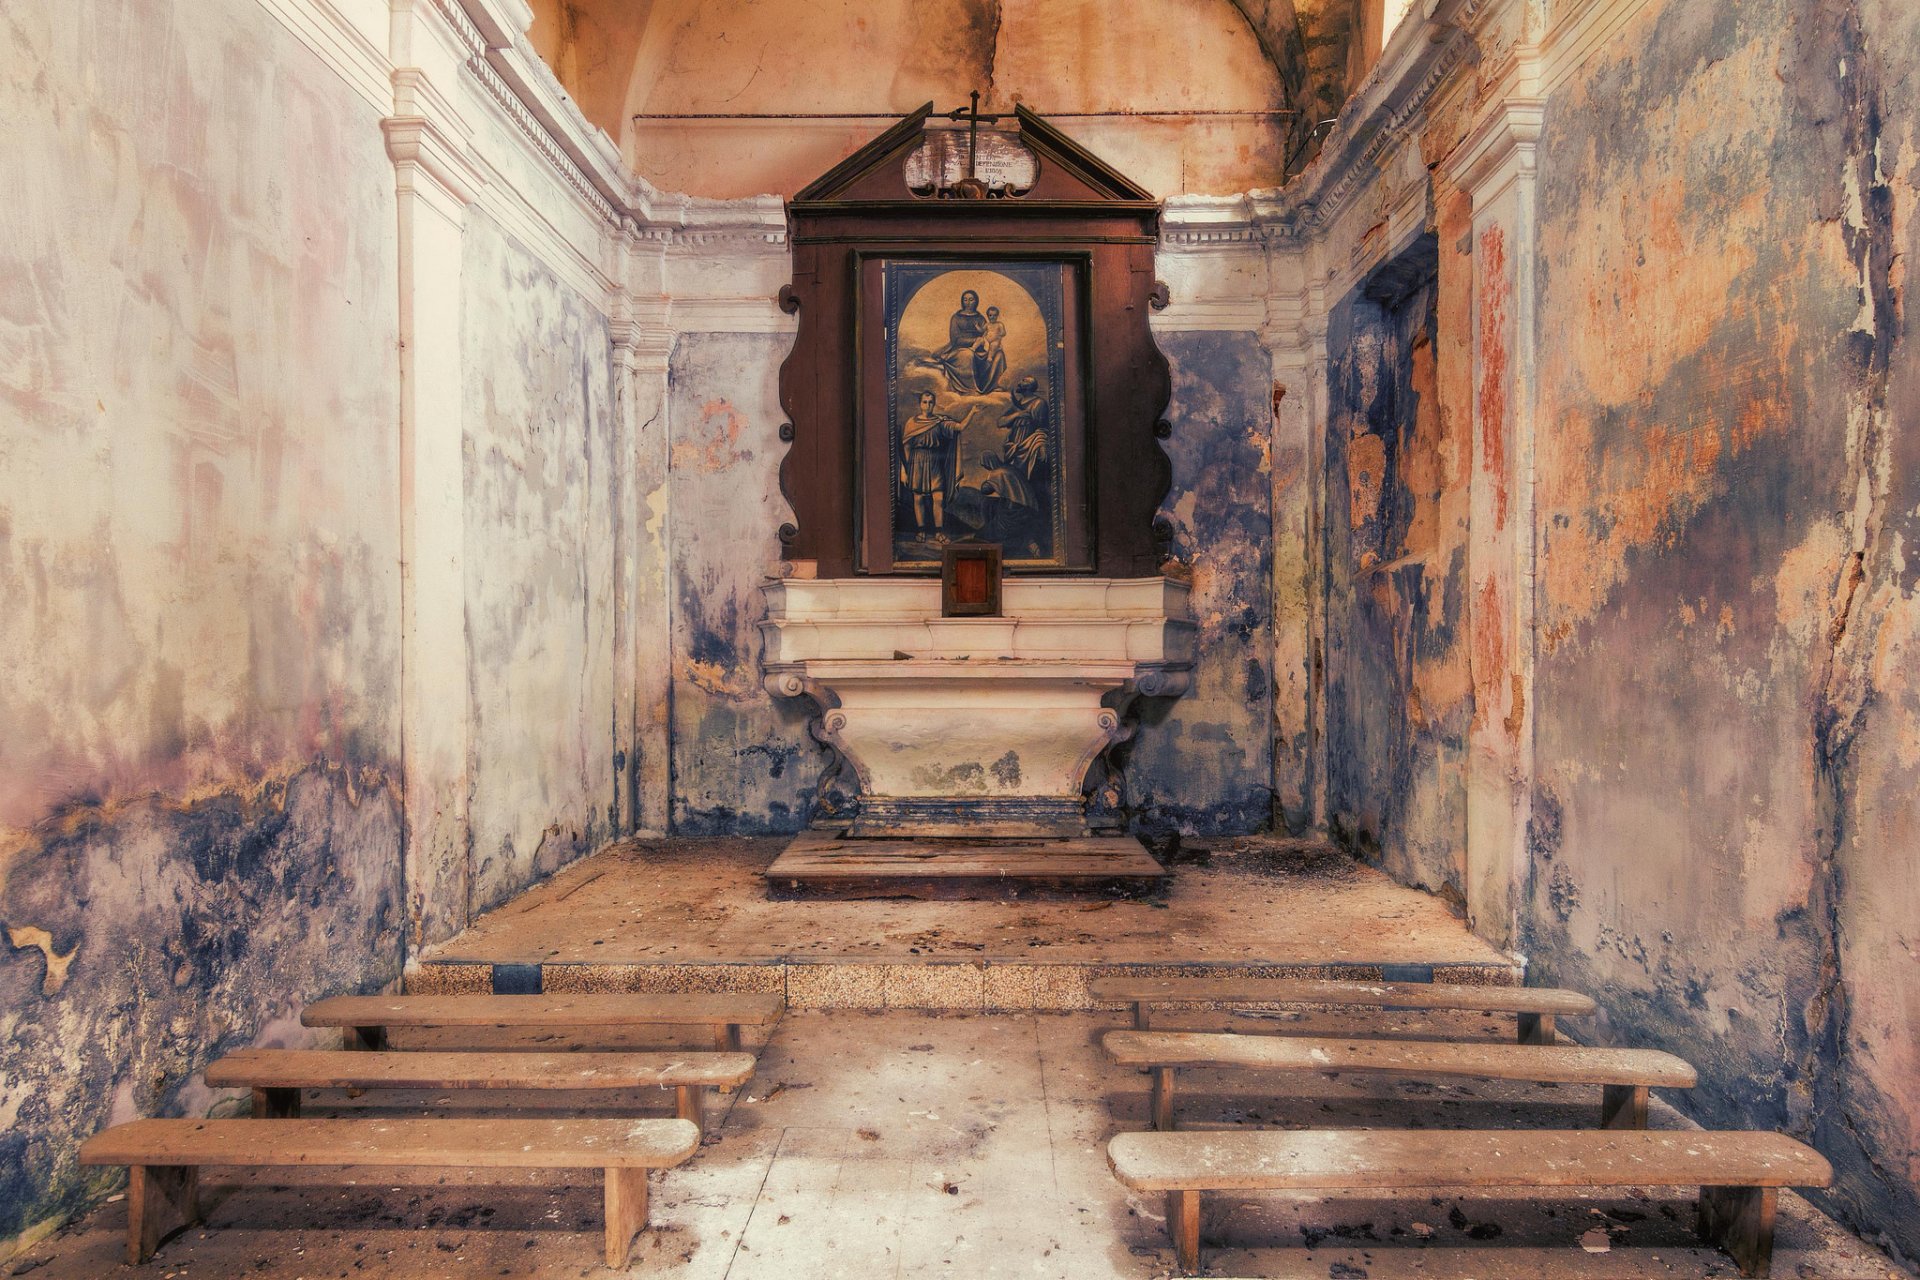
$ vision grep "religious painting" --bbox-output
[857,257,1089,572]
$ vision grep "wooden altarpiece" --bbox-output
[776,104,1173,577]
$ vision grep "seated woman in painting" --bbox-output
[898,390,974,540]
[912,290,990,394]
[970,305,1008,394]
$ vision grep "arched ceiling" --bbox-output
[527,0,1369,199]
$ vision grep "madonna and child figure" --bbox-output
[885,263,1070,567]
[915,292,1008,395]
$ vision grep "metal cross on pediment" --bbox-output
[950,91,995,187]
[925,91,1034,200]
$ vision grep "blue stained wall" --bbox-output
[1124,330,1276,836]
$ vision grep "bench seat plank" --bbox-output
[80,1116,699,1171]
[204,1048,755,1091]
[1110,1128,1830,1277]
[1107,1128,1831,1192]
[82,1117,699,1267]
[1103,1031,1694,1087]
[1089,976,1594,1016]
[1104,1031,1692,1131]
[302,993,783,1052]
[204,1049,754,1133]
[302,993,784,1030]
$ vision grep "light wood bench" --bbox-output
[1088,975,1594,1043]
[302,992,784,1053]
[1108,1127,1832,1277]
[204,1048,755,1135]
[1103,1029,1695,1130]
[79,1116,699,1267]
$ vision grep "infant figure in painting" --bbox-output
[972,306,1008,394]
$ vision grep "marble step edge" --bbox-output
[405,957,1527,1012]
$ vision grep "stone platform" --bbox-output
[409,836,1523,1009]
[762,831,1168,898]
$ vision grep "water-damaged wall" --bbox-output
[667,333,825,834]
[0,0,404,1250]
[1128,331,1278,835]
[1522,0,1920,1257]
[461,215,619,909]
[1321,259,1472,899]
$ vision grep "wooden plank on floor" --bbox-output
[766,832,1166,899]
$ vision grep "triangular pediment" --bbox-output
[791,103,1157,209]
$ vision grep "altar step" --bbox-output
[763,831,1168,899]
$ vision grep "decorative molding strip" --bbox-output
[1149,299,1270,332]
[254,0,393,114]
[668,297,798,335]
[462,49,617,225]
[428,0,487,56]
[1542,0,1651,94]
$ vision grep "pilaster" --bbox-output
[388,0,485,948]
[1442,94,1543,950]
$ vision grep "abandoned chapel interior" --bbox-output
[5,0,1918,1276]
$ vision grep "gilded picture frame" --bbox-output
[855,254,1091,573]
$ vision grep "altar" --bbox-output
[761,102,1189,892]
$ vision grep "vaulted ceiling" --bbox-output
[526,0,1372,199]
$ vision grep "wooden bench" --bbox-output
[204,1048,755,1135]
[1088,975,1594,1043]
[1108,1128,1832,1277]
[302,992,784,1053]
[79,1116,699,1267]
[1103,1029,1695,1130]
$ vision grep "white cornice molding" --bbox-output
[1160,197,1269,249]
[1442,97,1545,205]
[383,113,485,214]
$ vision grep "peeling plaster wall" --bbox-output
[0,0,404,1251]
[1321,264,1472,898]
[1128,332,1278,835]
[461,215,619,911]
[1518,0,1920,1257]
[1286,0,1920,1252]
[666,333,824,834]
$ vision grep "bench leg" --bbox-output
[603,1166,650,1268]
[127,1165,199,1265]
[714,1024,743,1052]
[1166,1188,1201,1275]
[1699,1185,1777,1278]
[1599,1084,1647,1130]
[251,1087,301,1119]
[1132,1002,1151,1031]
[1517,1012,1556,1044]
[676,1084,706,1136]
[344,1025,387,1052]
[1150,1067,1176,1132]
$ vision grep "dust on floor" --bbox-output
[12,1009,1906,1279]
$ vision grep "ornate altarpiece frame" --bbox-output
[777,104,1173,577]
